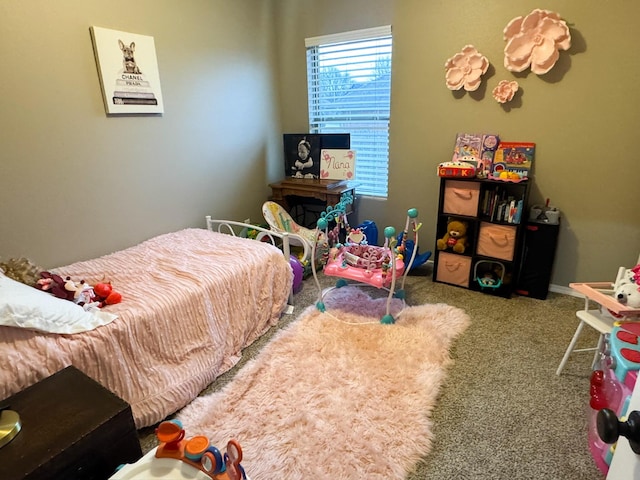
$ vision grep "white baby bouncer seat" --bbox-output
[262,201,326,265]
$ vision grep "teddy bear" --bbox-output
[437,219,468,254]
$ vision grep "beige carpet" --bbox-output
[176,286,469,479]
[138,268,604,478]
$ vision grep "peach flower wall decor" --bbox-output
[445,45,489,91]
[492,80,519,104]
[503,9,571,75]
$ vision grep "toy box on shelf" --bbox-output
[437,161,476,178]
[490,141,535,182]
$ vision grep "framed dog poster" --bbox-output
[90,26,164,115]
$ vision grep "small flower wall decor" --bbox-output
[492,80,519,104]
[503,9,571,75]
[444,45,489,91]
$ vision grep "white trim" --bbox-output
[549,284,580,297]
[305,25,392,48]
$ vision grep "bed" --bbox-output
[0,224,296,428]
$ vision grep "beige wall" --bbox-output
[275,0,640,286]
[1,0,638,287]
[0,0,282,267]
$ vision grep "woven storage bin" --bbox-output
[477,222,517,261]
[443,180,480,217]
[436,252,472,287]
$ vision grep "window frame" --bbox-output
[305,26,393,198]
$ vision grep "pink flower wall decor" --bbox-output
[492,80,519,104]
[503,9,571,75]
[445,45,489,91]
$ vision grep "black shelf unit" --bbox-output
[433,177,530,298]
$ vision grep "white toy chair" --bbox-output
[555,294,617,375]
[556,254,640,375]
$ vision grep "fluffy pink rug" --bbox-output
[177,287,469,479]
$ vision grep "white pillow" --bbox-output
[0,274,118,334]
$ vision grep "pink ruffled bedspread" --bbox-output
[0,228,292,428]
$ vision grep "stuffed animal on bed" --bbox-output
[93,281,122,307]
[436,219,468,254]
[36,273,122,309]
[0,257,42,286]
[36,271,75,301]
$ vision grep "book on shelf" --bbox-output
[507,199,516,223]
[513,200,523,224]
[492,142,535,180]
[451,132,483,168]
[479,134,500,178]
[483,187,524,224]
[451,133,500,177]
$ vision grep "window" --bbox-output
[306,26,392,197]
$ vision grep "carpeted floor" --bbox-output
[138,264,604,479]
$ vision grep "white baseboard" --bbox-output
[549,284,580,297]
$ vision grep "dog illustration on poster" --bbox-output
[110,36,157,107]
[118,39,141,74]
[90,26,165,114]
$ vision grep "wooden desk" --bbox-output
[269,179,356,215]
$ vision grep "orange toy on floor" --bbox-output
[154,420,247,480]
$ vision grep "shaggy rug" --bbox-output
[177,287,470,479]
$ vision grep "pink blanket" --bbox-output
[0,229,292,428]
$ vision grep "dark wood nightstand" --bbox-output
[0,365,142,480]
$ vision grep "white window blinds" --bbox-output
[306,26,392,197]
